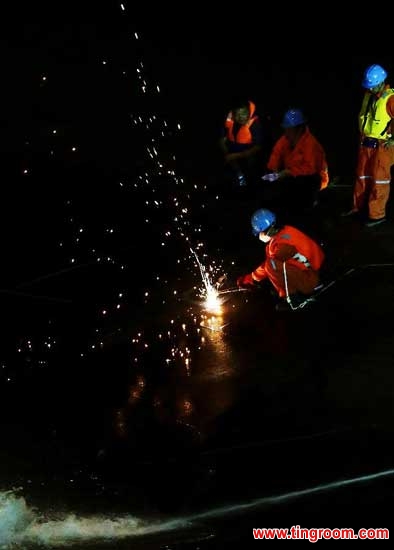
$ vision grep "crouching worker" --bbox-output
[237,208,325,311]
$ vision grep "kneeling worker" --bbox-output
[237,208,325,310]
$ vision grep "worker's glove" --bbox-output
[237,273,255,288]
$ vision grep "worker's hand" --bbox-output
[237,273,255,288]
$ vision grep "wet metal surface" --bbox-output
[2,184,394,534]
[1,22,394,545]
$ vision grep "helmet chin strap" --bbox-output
[266,224,276,237]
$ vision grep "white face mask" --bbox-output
[259,232,271,243]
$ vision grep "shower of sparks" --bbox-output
[89,27,233,379]
[5,15,243,423]
[190,248,223,315]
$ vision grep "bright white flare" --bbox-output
[203,286,222,315]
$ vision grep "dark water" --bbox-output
[1,9,394,549]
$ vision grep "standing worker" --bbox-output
[342,64,394,227]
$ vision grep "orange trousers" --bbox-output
[264,259,320,298]
[353,143,394,219]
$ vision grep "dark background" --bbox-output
[1,5,394,545]
[2,7,393,277]
[1,2,393,450]
[1,0,393,462]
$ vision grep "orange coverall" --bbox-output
[353,89,394,220]
[267,127,329,190]
[248,225,325,298]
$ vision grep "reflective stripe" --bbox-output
[270,258,277,270]
[358,176,390,184]
[292,252,311,268]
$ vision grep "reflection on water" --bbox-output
[99,270,328,465]
[109,288,241,449]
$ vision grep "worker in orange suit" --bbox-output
[220,98,263,188]
[261,108,329,220]
[342,64,394,227]
[237,208,325,311]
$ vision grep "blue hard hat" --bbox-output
[281,108,306,128]
[251,208,276,236]
[362,64,387,89]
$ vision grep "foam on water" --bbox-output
[0,490,189,548]
[2,467,394,547]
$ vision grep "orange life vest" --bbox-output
[225,100,258,144]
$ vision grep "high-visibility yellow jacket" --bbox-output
[359,85,394,140]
